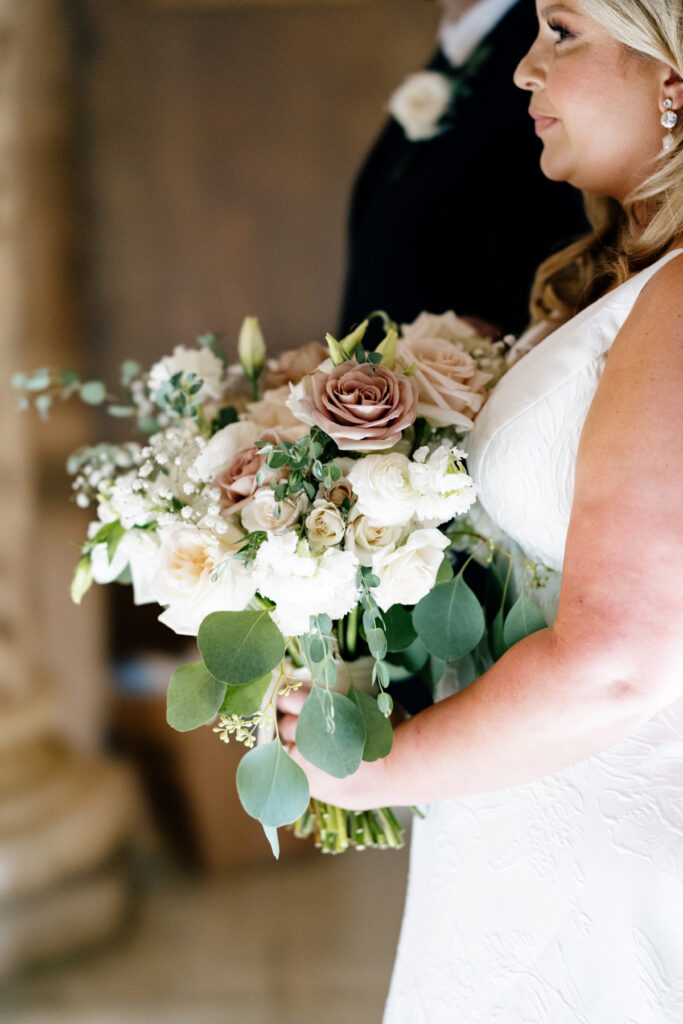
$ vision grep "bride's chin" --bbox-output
[538,149,572,184]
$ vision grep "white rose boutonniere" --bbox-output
[388,71,454,142]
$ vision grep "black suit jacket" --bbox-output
[339,0,588,340]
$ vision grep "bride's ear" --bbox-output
[661,68,683,112]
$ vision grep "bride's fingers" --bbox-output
[278,713,298,745]
[277,688,307,714]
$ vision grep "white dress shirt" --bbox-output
[438,0,521,67]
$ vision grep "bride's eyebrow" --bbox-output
[539,3,578,16]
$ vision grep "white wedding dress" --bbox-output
[383,248,683,1024]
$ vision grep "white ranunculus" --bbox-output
[409,445,478,526]
[192,420,262,482]
[372,528,449,610]
[344,507,405,567]
[253,532,359,636]
[148,345,225,403]
[348,452,420,527]
[388,71,453,142]
[240,487,309,535]
[151,522,255,636]
[305,499,345,551]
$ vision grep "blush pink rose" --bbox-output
[265,341,328,388]
[287,359,418,452]
[213,429,285,511]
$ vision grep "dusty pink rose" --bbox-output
[396,312,493,430]
[265,341,327,388]
[287,359,418,452]
[213,429,285,511]
[245,385,309,436]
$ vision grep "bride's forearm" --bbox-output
[306,626,653,809]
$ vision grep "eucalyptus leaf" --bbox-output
[263,825,280,859]
[166,661,227,732]
[79,380,107,405]
[347,687,393,762]
[503,593,547,648]
[490,606,507,661]
[198,610,285,685]
[412,576,486,661]
[236,739,310,827]
[435,556,454,585]
[295,687,365,779]
[383,604,418,652]
[220,673,272,717]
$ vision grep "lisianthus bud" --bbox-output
[238,317,266,380]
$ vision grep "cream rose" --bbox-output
[147,345,225,403]
[245,386,310,436]
[372,529,449,611]
[265,341,327,388]
[388,71,453,142]
[151,522,255,635]
[287,359,418,452]
[396,313,492,430]
[240,486,309,534]
[347,452,419,526]
[305,499,345,551]
[344,508,405,567]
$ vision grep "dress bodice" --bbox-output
[467,248,683,573]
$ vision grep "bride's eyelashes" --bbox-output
[547,19,576,43]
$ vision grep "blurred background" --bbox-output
[0,0,441,1020]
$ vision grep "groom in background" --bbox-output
[339,0,588,342]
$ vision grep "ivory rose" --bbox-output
[287,359,418,452]
[388,71,453,142]
[396,312,492,430]
[305,500,345,551]
[245,386,310,435]
[240,486,309,534]
[344,508,405,567]
[372,529,449,611]
[347,452,419,526]
[148,345,225,403]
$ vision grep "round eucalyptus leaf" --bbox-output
[198,610,285,685]
[383,604,417,653]
[412,576,485,661]
[79,380,107,405]
[295,687,365,779]
[347,687,393,762]
[167,661,227,732]
[220,673,273,717]
[236,739,310,827]
[503,593,547,648]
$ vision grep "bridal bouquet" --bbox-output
[14,311,512,856]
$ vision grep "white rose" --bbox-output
[245,386,309,436]
[372,528,449,610]
[151,522,255,636]
[409,445,478,525]
[147,345,225,403]
[388,71,453,142]
[240,487,309,534]
[305,500,345,551]
[192,420,262,482]
[253,533,359,636]
[344,507,405,567]
[348,452,419,526]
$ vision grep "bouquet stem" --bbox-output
[291,799,405,854]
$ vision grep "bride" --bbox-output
[280,0,683,1018]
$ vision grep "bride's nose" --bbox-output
[514,40,546,92]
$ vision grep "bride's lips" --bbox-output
[529,109,559,133]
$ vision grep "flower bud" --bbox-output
[238,317,266,380]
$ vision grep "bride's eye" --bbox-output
[547,20,574,42]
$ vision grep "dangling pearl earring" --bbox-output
[661,98,678,153]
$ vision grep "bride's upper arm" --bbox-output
[553,254,683,711]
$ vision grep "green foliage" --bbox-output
[435,555,454,585]
[263,825,280,859]
[383,604,417,652]
[211,405,239,434]
[220,673,272,717]
[233,531,268,566]
[412,574,486,661]
[236,739,310,828]
[502,593,547,648]
[295,686,365,778]
[198,610,285,685]
[347,686,393,761]
[256,428,340,508]
[79,380,107,405]
[166,662,227,731]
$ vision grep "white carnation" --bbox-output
[253,532,359,636]
[348,452,419,527]
[151,522,255,635]
[409,445,478,526]
[148,345,225,403]
[372,528,449,610]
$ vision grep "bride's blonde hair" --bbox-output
[530,0,683,324]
